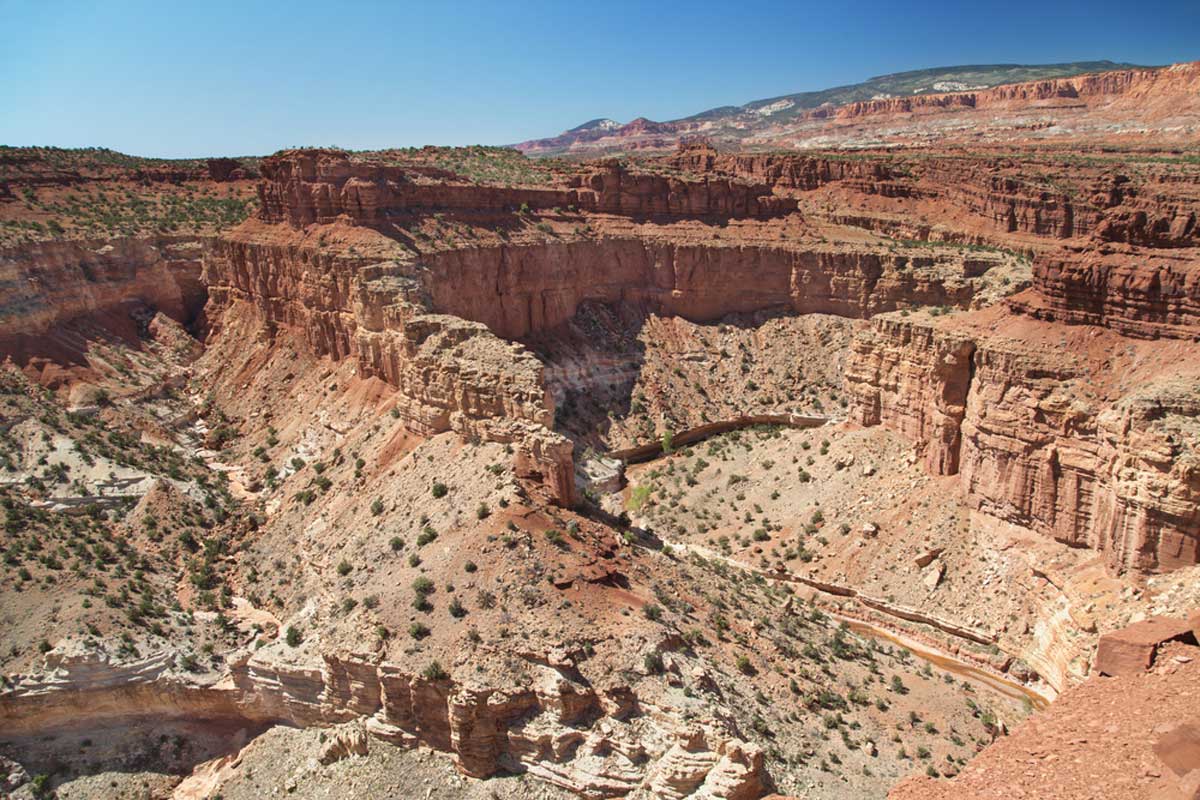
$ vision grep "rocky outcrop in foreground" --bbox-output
[0,646,766,800]
[889,617,1200,800]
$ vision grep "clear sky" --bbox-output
[1,0,1197,158]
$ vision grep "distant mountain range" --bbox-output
[515,60,1150,155]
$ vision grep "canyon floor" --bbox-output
[2,60,1200,800]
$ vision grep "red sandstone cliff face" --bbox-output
[0,237,207,337]
[0,236,209,371]
[423,240,985,340]
[202,149,1019,508]
[203,226,576,505]
[1012,246,1200,339]
[256,149,794,228]
[844,315,975,475]
[845,313,1200,573]
[669,142,904,190]
[666,141,1200,252]
[202,222,995,506]
[961,363,1200,573]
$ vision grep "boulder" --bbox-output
[1094,617,1198,677]
[317,723,369,764]
[1155,723,1200,778]
[915,548,944,568]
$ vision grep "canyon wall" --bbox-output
[203,230,575,505]
[0,236,208,351]
[960,357,1200,573]
[669,141,1200,247]
[257,149,794,227]
[915,158,1200,244]
[843,315,976,475]
[845,314,1200,573]
[1012,246,1200,339]
[0,647,766,800]
[202,223,993,505]
[423,240,984,340]
[204,143,1013,509]
[667,144,903,193]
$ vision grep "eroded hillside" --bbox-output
[2,68,1199,799]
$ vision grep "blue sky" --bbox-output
[1,0,1197,158]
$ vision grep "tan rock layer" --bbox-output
[0,649,766,800]
[845,314,1200,573]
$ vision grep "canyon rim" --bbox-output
[1,7,1200,800]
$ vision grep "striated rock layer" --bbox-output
[204,145,1003,506]
[670,141,1200,248]
[846,312,1200,573]
[422,239,987,341]
[257,149,795,228]
[204,228,576,505]
[844,315,976,475]
[1013,245,1200,339]
[0,648,766,800]
[0,236,209,359]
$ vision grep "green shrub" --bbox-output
[422,660,448,680]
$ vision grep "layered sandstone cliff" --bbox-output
[0,236,208,353]
[257,149,794,227]
[1012,245,1200,339]
[202,148,1023,507]
[844,315,975,475]
[202,226,993,505]
[422,239,989,340]
[0,646,766,800]
[671,142,1200,248]
[203,227,576,504]
[845,313,1200,573]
